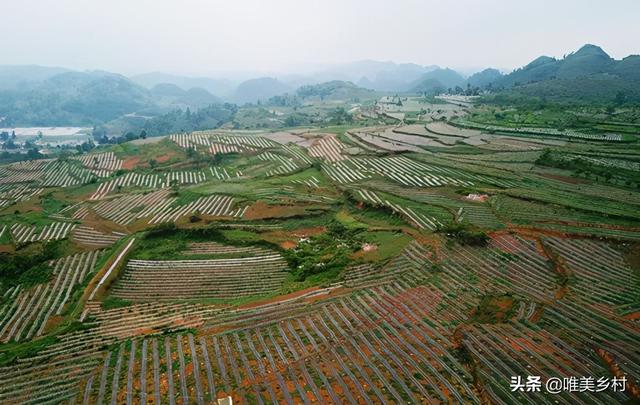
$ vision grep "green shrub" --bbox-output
[437,223,488,246]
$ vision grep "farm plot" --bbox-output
[541,237,640,311]
[0,158,96,188]
[455,119,624,142]
[165,169,208,185]
[415,234,559,302]
[256,151,303,176]
[185,242,273,256]
[321,160,370,184]
[92,189,175,225]
[426,121,483,138]
[478,136,561,151]
[80,282,482,404]
[110,252,289,300]
[351,130,427,152]
[538,299,640,389]
[82,301,220,340]
[252,186,336,203]
[73,152,123,176]
[0,334,105,404]
[90,172,164,200]
[292,175,320,188]
[368,181,504,229]
[307,135,346,162]
[10,221,76,243]
[0,159,53,185]
[210,166,243,180]
[41,160,95,187]
[461,323,627,404]
[72,225,127,248]
[556,153,640,171]
[344,241,436,287]
[391,125,464,147]
[281,144,313,164]
[354,189,444,230]
[170,132,277,152]
[0,184,44,210]
[503,185,640,220]
[441,150,540,171]
[342,156,473,187]
[0,250,102,342]
[148,194,245,224]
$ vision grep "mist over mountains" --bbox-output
[0,44,638,127]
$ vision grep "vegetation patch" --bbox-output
[438,223,489,246]
[469,294,518,324]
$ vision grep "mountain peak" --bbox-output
[572,44,610,59]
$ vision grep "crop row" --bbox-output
[72,225,127,248]
[356,189,442,230]
[111,253,288,301]
[148,194,244,224]
[91,189,173,225]
[170,132,276,151]
[455,119,623,142]
[307,136,345,162]
[185,242,272,256]
[292,175,320,188]
[256,151,301,176]
[0,250,102,343]
[74,152,123,174]
[11,221,77,243]
[77,282,482,404]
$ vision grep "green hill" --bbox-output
[409,68,466,93]
[233,77,291,104]
[491,44,640,104]
[296,80,375,100]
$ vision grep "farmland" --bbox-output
[1,103,640,404]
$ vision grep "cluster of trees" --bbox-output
[0,240,63,288]
[437,223,488,246]
[93,128,147,144]
[445,83,482,96]
[139,104,237,136]
[282,221,361,282]
[94,103,238,141]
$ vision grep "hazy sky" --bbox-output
[2,0,639,76]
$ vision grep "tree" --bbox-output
[140,130,147,139]
[170,179,180,194]
[149,158,157,168]
[186,147,197,159]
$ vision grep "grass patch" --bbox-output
[101,296,132,310]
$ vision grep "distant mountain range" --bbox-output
[0,68,224,126]
[0,65,71,91]
[130,72,236,98]
[1,44,638,126]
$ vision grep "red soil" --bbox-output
[623,311,640,321]
[121,156,141,170]
[597,348,640,399]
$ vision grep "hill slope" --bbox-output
[233,77,291,104]
[491,44,640,104]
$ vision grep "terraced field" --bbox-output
[1,123,639,404]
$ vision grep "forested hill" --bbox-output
[489,44,640,104]
[0,69,223,126]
